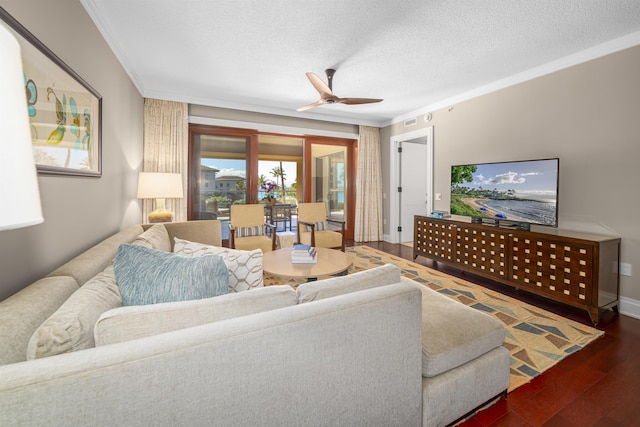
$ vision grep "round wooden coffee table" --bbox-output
[263,247,352,281]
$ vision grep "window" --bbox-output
[189,127,250,221]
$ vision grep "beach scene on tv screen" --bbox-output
[451,159,558,226]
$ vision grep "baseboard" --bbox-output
[620,296,640,320]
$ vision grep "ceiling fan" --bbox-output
[296,68,383,112]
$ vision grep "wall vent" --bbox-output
[404,117,417,127]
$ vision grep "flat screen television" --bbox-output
[450,158,559,227]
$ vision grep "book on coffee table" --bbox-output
[291,245,317,264]
[292,244,312,253]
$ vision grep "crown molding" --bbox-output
[386,31,640,127]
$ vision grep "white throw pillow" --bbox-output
[173,238,263,292]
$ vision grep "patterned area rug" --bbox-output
[264,245,604,392]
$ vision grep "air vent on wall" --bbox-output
[404,117,417,127]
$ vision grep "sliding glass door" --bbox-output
[189,125,356,240]
[257,134,303,204]
[304,136,356,239]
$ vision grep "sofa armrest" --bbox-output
[158,220,222,249]
[0,276,79,365]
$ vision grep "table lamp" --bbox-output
[137,172,183,223]
[0,22,43,231]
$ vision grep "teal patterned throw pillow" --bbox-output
[114,244,228,306]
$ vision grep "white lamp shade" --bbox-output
[137,172,184,199]
[0,23,43,231]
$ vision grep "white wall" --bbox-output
[0,0,143,300]
[382,45,640,312]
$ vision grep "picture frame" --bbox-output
[0,7,102,177]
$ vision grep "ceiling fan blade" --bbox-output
[337,97,384,105]
[296,100,326,112]
[305,72,332,96]
[297,69,383,111]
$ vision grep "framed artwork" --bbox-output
[0,7,102,177]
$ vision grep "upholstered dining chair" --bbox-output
[297,202,345,252]
[229,204,276,253]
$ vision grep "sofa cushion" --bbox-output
[26,265,121,359]
[94,285,297,346]
[173,237,263,292]
[131,223,171,252]
[233,235,274,254]
[114,244,228,306]
[296,263,401,303]
[298,229,343,249]
[419,284,506,377]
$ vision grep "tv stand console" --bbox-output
[413,216,620,324]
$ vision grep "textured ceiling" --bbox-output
[81,0,640,127]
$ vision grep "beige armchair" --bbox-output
[297,202,345,252]
[229,204,276,253]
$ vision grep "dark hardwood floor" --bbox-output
[352,240,640,427]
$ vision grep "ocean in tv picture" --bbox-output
[483,199,556,226]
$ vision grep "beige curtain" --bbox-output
[142,98,189,222]
[354,126,383,242]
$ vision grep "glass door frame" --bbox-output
[188,124,259,219]
[303,136,357,240]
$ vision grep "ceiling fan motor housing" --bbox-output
[325,68,336,90]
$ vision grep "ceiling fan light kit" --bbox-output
[296,68,383,112]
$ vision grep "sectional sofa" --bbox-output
[0,220,509,427]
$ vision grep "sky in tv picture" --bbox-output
[463,159,557,201]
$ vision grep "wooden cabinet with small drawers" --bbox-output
[413,216,620,324]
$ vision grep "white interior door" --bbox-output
[399,139,431,243]
[388,127,433,244]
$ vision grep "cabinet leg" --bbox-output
[587,308,600,326]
